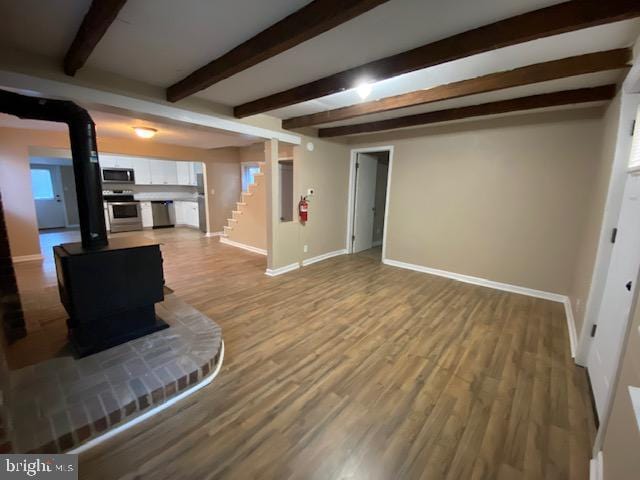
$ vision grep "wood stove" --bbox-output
[0,89,168,357]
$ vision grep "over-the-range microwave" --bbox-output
[102,168,135,184]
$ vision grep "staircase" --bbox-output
[220,162,267,254]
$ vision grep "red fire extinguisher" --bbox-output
[298,196,309,224]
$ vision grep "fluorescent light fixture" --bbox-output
[133,127,157,139]
[356,82,372,100]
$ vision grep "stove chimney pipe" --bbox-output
[0,89,108,249]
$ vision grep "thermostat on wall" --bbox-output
[306,142,314,152]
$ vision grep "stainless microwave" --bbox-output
[102,168,135,184]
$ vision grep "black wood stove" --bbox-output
[0,89,168,357]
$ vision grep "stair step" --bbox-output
[227,218,237,224]
[253,172,264,177]
[236,202,246,207]
[223,225,233,232]
[232,210,242,219]
[242,192,253,197]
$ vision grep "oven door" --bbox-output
[107,202,142,232]
[102,168,135,184]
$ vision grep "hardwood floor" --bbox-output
[13,228,595,479]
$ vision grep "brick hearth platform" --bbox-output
[6,294,222,453]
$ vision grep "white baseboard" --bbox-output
[590,451,603,480]
[265,262,300,277]
[383,258,577,357]
[205,231,224,237]
[219,237,267,256]
[563,299,578,358]
[301,249,347,267]
[12,254,44,263]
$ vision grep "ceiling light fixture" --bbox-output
[133,127,157,139]
[355,81,373,100]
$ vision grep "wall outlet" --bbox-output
[303,244,308,253]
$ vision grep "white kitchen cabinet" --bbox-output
[100,155,133,169]
[140,201,153,228]
[176,162,191,186]
[174,201,199,228]
[149,160,178,185]
[132,158,152,185]
[186,201,199,227]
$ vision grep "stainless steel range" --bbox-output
[103,190,143,233]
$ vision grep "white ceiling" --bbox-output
[0,0,638,131]
[0,110,258,149]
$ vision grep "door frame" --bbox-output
[346,146,394,260]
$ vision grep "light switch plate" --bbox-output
[303,245,308,253]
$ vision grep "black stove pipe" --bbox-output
[0,89,108,249]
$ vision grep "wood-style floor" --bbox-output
[13,228,595,479]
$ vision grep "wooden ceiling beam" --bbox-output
[318,85,617,137]
[64,0,128,76]
[166,0,390,102]
[283,49,630,129]
[235,0,640,118]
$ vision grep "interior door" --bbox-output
[31,165,66,229]
[352,153,378,253]
[588,173,640,419]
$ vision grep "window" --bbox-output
[31,169,55,200]
[242,164,261,192]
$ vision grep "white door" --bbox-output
[31,165,67,229]
[352,153,378,253]
[588,173,640,419]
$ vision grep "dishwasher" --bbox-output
[151,200,175,228]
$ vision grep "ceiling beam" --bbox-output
[166,0,390,103]
[64,0,128,76]
[283,49,630,129]
[317,85,616,137]
[235,0,640,118]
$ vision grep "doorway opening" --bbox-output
[29,156,79,232]
[346,147,393,261]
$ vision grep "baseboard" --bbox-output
[563,299,578,358]
[219,237,267,256]
[12,254,44,263]
[383,258,578,356]
[205,231,224,237]
[265,262,300,277]
[590,451,603,480]
[301,249,347,267]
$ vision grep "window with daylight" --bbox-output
[242,164,261,192]
[31,169,55,200]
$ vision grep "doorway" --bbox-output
[30,158,79,231]
[346,147,393,260]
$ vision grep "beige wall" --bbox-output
[204,147,241,233]
[0,127,241,256]
[569,96,621,333]
[349,108,605,295]
[59,165,80,226]
[602,284,640,480]
[266,137,350,269]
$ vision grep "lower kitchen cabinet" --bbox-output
[174,201,199,228]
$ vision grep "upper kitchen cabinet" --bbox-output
[100,155,133,169]
[132,158,151,185]
[149,160,178,185]
[177,162,197,186]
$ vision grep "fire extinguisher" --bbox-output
[298,196,309,224]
